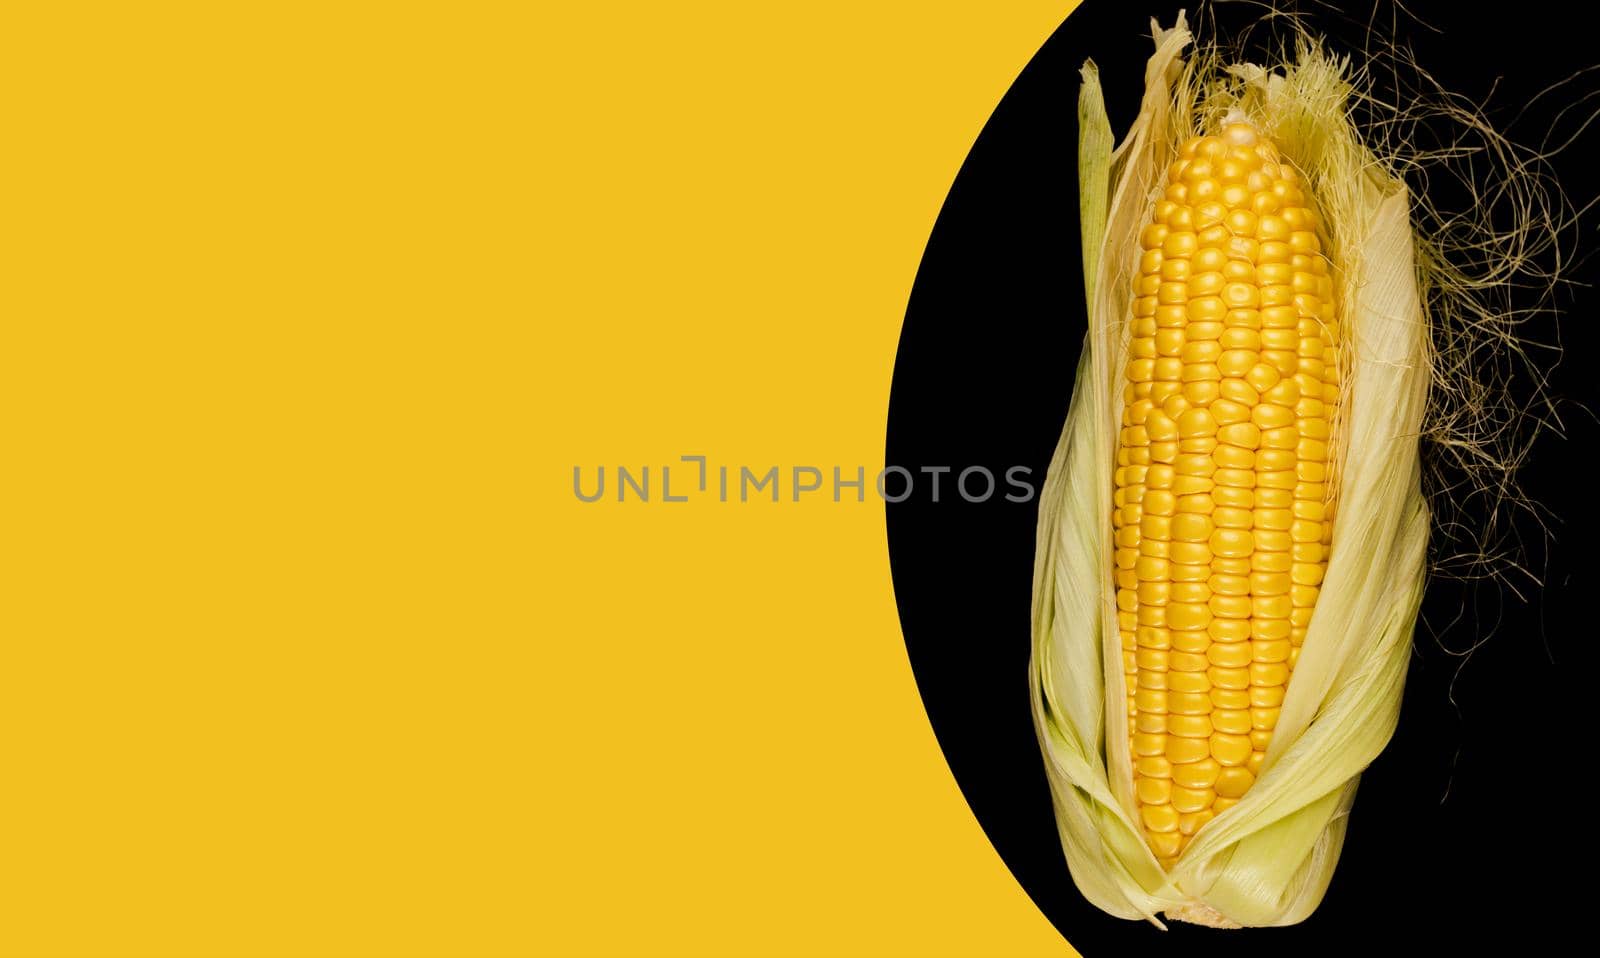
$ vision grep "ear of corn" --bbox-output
[1030,14,1429,927]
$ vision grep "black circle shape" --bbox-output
[886,2,1597,953]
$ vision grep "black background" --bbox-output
[886,1,1596,953]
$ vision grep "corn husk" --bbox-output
[1029,14,1430,927]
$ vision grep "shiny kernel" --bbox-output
[1263,491,1300,513]
[1251,662,1290,686]
[1258,214,1289,240]
[1137,776,1174,805]
[1261,303,1299,326]
[1187,321,1225,341]
[1168,714,1213,738]
[1263,376,1301,405]
[1250,685,1285,707]
[1137,755,1173,778]
[1178,810,1215,836]
[1209,486,1260,508]
[1142,803,1180,833]
[1290,519,1323,543]
[1155,305,1188,328]
[1292,500,1327,522]
[1135,580,1170,605]
[1183,270,1222,296]
[1219,378,1260,405]
[1133,732,1167,756]
[1195,201,1229,229]
[1166,736,1212,764]
[1176,409,1218,439]
[1212,446,1255,471]
[1172,758,1220,789]
[1137,711,1168,733]
[1210,507,1250,530]
[1171,513,1213,543]
[1134,688,1168,711]
[1249,729,1275,749]
[1219,328,1261,351]
[1252,618,1292,641]
[1222,283,1260,309]
[1217,422,1261,449]
[1254,594,1292,617]
[1182,381,1221,407]
[1208,666,1250,690]
[1225,209,1258,235]
[1224,308,1261,330]
[1208,573,1250,596]
[1171,786,1216,814]
[1264,349,1300,375]
[1245,363,1281,393]
[1212,468,1256,488]
[1214,767,1255,799]
[1206,642,1253,668]
[1210,687,1251,710]
[1209,528,1255,558]
[1212,709,1252,735]
[1163,231,1198,257]
[1250,571,1291,595]
[1167,670,1210,694]
[1167,605,1211,633]
[1250,707,1283,731]
[1208,593,1253,619]
[1218,349,1258,378]
[1137,626,1171,649]
[1211,733,1253,767]
[1140,514,1173,539]
[1207,617,1252,642]
[1213,557,1251,575]
[1213,796,1240,814]
[1260,470,1299,492]
[1209,399,1251,426]
[1252,509,1292,532]
[1292,562,1325,587]
[1291,584,1320,608]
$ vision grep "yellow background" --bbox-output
[2,2,1080,955]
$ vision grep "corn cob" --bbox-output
[1113,121,1340,865]
[1029,14,1435,927]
